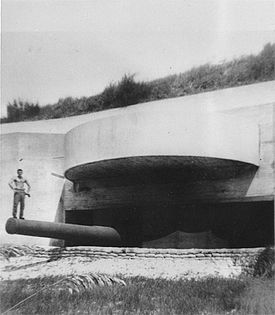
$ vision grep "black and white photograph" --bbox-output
[1,0,274,314]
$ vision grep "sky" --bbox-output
[1,0,275,117]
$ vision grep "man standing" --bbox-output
[8,169,31,219]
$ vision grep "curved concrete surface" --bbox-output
[64,104,259,180]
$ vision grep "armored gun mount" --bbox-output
[5,218,121,246]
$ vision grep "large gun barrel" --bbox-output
[5,218,121,246]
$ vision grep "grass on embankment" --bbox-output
[1,276,274,315]
[2,43,274,123]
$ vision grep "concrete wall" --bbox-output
[0,133,65,245]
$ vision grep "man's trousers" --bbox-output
[13,191,25,218]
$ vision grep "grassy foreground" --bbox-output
[1,276,274,315]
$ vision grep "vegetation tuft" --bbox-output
[2,100,40,123]
[101,74,152,110]
[253,246,275,278]
[55,274,126,294]
[1,43,274,123]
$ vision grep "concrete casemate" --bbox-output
[1,81,274,247]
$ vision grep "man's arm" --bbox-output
[8,178,15,191]
[25,179,31,194]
